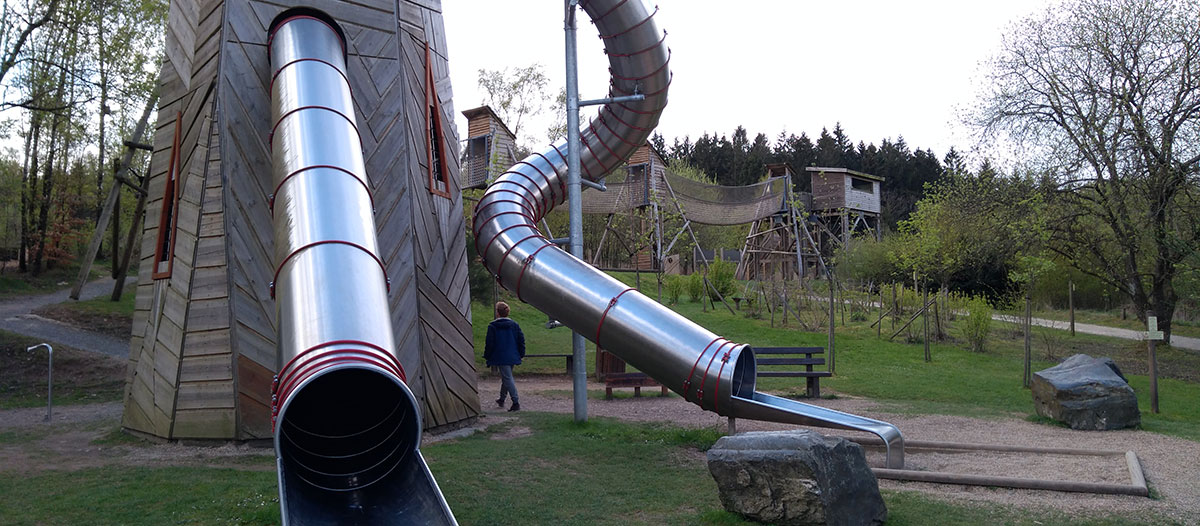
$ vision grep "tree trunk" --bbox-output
[18,114,40,273]
[33,70,68,275]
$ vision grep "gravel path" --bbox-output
[476,376,1200,524]
[0,277,134,359]
[994,314,1200,351]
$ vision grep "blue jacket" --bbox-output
[484,317,525,366]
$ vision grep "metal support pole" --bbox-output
[565,0,587,423]
[27,343,52,421]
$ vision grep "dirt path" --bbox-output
[0,277,134,359]
[994,314,1200,352]
[474,376,1200,524]
[0,402,272,474]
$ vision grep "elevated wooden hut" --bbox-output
[807,166,883,253]
[460,105,518,190]
[122,0,478,440]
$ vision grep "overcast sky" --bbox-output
[443,0,1051,164]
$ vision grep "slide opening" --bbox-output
[730,345,757,399]
[277,367,417,492]
[268,8,347,57]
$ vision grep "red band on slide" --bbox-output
[497,233,547,279]
[270,57,352,98]
[515,243,556,302]
[595,288,637,347]
[271,240,388,299]
[699,341,734,411]
[270,164,373,214]
[270,105,361,151]
[684,338,725,397]
[597,7,658,40]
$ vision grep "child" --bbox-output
[484,301,525,411]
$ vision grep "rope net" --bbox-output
[581,164,790,225]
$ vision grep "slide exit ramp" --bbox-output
[473,0,904,468]
[268,14,456,525]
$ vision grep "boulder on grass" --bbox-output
[706,430,885,526]
[1032,354,1140,430]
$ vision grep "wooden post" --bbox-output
[1147,314,1163,414]
[923,285,930,362]
[69,96,156,300]
[933,287,943,341]
[110,172,150,300]
[891,282,898,330]
[1023,289,1033,388]
[1069,280,1076,337]
[877,287,883,339]
[111,176,120,278]
[828,271,836,374]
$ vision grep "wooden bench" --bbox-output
[604,372,668,399]
[523,353,573,373]
[754,346,831,398]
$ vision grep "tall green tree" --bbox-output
[976,0,1200,343]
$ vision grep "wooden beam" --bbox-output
[112,166,152,300]
[70,94,157,300]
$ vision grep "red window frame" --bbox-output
[151,112,183,280]
[425,43,452,198]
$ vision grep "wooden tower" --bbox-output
[736,163,820,280]
[122,0,478,440]
[807,166,884,256]
[460,105,518,191]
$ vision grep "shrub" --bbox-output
[665,275,684,304]
[959,296,993,353]
[686,272,704,302]
[707,260,736,301]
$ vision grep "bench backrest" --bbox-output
[752,346,826,374]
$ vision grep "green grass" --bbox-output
[61,291,136,318]
[0,259,116,300]
[0,413,1181,525]
[0,466,280,525]
[479,272,1200,443]
[0,329,126,409]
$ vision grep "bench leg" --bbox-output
[807,377,820,398]
[605,387,613,400]
[634,386,641,397]
[659,386,668,397]
[566,356,574,375]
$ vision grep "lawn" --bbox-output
[0,259,119,300]
[473,272,1200,442]
[0,329,126,409]
[0,413,1175,525]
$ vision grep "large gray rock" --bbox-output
[706,430,886,526]
[1032,354,1140,430]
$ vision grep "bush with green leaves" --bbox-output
[958,296,993,353]
[664,275,684,304]
[707,260,736,301]
[686,272,704,302]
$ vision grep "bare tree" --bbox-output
[977,0,1200,343]
[477,64,551,149]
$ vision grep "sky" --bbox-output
[443,0,1051,164]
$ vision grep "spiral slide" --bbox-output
[472,0,904,468]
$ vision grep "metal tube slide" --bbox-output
[268,13,456,524]
[473,0,903,468]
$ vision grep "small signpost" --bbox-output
[1146,315,1163,414]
